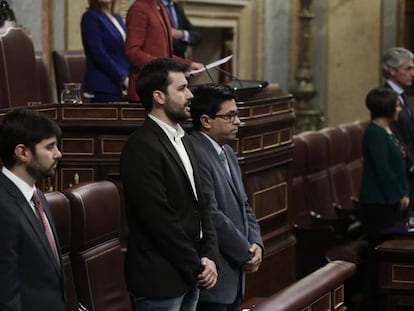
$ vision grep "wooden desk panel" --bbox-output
[377,240,414,310]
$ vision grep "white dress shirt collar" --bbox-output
[148,114,185,142]
[386,79,404,95]
[2,166,36,205]
[200,131,223,156]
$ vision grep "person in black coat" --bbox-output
[383,47,414,213]
[0,109,65,310]
[120,58,219,311]
[161,0,202,58]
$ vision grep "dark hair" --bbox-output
[365,87,398,119]
[190,84,235,131]
[136,58,189,111]
[0,109,61,167]
[88,0,120,14]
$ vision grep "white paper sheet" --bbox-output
[187,55,233,75]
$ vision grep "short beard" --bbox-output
[26,159,56,181]
[164,97,190,123]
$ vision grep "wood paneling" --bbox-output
[377,239,414,310]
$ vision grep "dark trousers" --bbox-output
[197,281,242,311]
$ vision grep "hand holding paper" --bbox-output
[187,55,233,75]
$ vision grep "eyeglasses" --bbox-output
[214,111,239,122]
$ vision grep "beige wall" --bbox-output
[65,0,130,49]
[66,0,84,49]
[325,0,379,125]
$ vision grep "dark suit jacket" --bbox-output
[120,118,219,298]
[0,173,65,310]
[125,0,190,102]
[81,8,129,101]
[171,2,201,59]
[189,131,263,304]
[385,82,414,171]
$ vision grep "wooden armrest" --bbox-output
[253,261,356,311]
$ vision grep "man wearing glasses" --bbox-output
[189,84,263,311]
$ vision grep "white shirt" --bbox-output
[200,131,222,155]
[387,79,406,105]
[148,114,198,200]
[200,131,231,176]
[2,166,35,211]
[106,13,126,42]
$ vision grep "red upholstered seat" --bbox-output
[35,51,52,104]
[52,50,89,103]
[0,21,41,107]
[301,131,339,220]
[338,122,364,198]
[320,126,356,211]
[45,191,79,311]
[291,135,310,227]
[64,181,132,311]
[292,130,367,278]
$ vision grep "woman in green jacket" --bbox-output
[359,87,409,311]
[360,87,409,241]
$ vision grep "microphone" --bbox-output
[196,62,269,99]
[202,64,243,89]
[203,65,215,83]
[213,66,243,88]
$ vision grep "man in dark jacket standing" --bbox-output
[121,58,219,311]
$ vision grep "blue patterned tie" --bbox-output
[166,3,178,28]
[219,149,231,176]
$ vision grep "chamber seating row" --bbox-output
[45,180,132,311]
[55,180,357,311]
[291,120,370,279]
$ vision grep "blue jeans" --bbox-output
[133,285,199,311]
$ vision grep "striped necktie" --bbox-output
[166,2,178,28]
[219,148,231,176]
[32,191,59,261]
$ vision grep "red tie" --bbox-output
[32,191,59,261]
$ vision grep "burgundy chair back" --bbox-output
[301,131,337,218]
[35,51,52,104]
[320,127,355,210]
[0,21,41,107]
[291,135,310,227]
[64,181,132,311]
[45,191,79,311]
[338,122,364,197]
[52,50,88,103]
